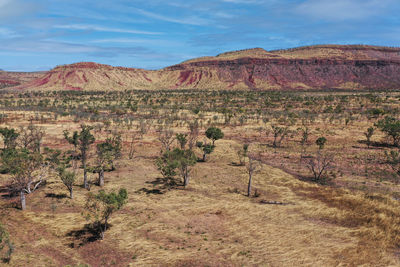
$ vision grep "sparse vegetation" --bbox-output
[0,89,400,265]
[84,188,128,240]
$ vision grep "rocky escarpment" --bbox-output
[165,57,400,90]
[11,45,400,91]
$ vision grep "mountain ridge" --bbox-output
[7,44,400,91]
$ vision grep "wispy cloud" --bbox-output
[295,0,395,21]
[0,27,19,38]
[90,38,181,46]
[1,0,399,71]
[132,7,210,26]
[53,24,162,35]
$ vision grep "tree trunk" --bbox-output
[183,168,189,187]
[247,172,252,197]
[20,190,26,210]
[83,158,88,189]
[101,217,108,240]
[98,169,104,187]
[203,152,207,162]
[69,188,73,199]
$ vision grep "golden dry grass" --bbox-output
[1,112,400,266]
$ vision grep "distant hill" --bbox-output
[8,44,400,91]
[0,70,44,89]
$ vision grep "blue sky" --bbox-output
[1,0,399,71]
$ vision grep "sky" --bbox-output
[0,0,399,71]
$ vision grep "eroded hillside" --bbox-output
[11,45,400,91]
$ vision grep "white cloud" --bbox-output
[53,24,162,35]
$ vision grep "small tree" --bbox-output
[364,127,374,148]
[155,150,178,183]
[64,125,95,189]
[176,133,188,150]
[0,128,19,150]
[316,136,327,150]
[156,126,175,152]
[299,126,310,157]
[2,149,47,210]
[155,148,197,187]
[305,152,334,184]
[205,127,224,146]
[58,167,76,199]
[237,143,249,166]
[84,188,128,240]
[18,122,45,153]
[246,154,262,197]
[95,137,121,187]
[173,148,197,187]
[376,116,400,146]
[196,141,215,162]
[271,125,288,152]
[63,130,79,156]
[187,120,200,150]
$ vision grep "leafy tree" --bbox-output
[196,141,215,162]
[155,150,178,181]
[271,125,288,152]
[176,133,188,150]
[155,148,197,187]
[0,128,19,150]
[364,127,374,148]
[172,148,197,187]
[58,166,76,199]
[376,116,400,146]
[299,126,310,157]
[84,188,128,240]
[205,127,224,146]
[64,125,95,189]
[63,130,79,155]
[2,149,47,210]
[95,136,121,187]
[316,136,327,150]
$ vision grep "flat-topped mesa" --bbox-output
[10,44,400,91]
[53,62,147,72]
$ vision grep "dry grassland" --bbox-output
[1,109,400,266]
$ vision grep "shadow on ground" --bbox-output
[67,223,109,247]
[45,193,68,199]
